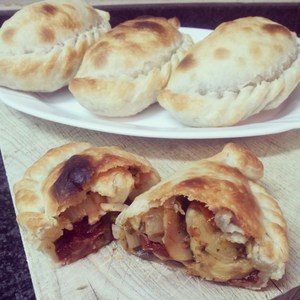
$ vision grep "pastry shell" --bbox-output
[14,142,160,264]
[69,16,193,117]
[115,143,288,289]
[158,17,300,127]
[0,0,111,92]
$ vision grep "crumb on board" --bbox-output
[76,285,88,290]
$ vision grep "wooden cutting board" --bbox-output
[1,101,300,299]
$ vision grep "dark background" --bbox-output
[1,3,300,33]
[103,3,300,34]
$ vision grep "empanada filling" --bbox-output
[54,190,121,264]
[124,195,258,282]
[52,165,142,264]
[54,212,118,264]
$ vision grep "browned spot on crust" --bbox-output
[178,177,220,192]
[111,32,127,40]
[61,48,80,80]
[1,28,15,43]
[52,155,94,202]
[274,44,284,54]
[132,20,166,36]
[62,65,76,80]
[61,17,80,30]
[40,4,58,15]
[69,78,98,92]
[242,26,253,33]
[39,27,55,43]
[177,54,196,71]
[164,92,190,111]
[92,41,109,52]
[214,47,231,60]
[249,44,261,57]
[262,23,291,38]
[127,43,145,56]
[91,41,110,68]
[41,48,60,79]
[38,3,79,30]
[17,60,41,76]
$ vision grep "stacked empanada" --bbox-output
[158,17,300,127]
[0,0,111,92]
[69,16,193,117]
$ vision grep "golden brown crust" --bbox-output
[69,16,193,117]
[158,16,300,127]
[0,0,111,92]
[14,142,160,263]
[115,143,288,289]
[173,164,264,240]
[210,143,264,181]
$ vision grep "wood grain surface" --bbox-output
[1,100,300,300]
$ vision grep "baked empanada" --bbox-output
[115,143,288,289]
[69,16,193,117]
[158,16,300,127]
[14,143,160,264]
[0,0,111,92]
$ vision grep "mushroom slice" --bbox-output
[163,197,193,261]
[185,201,253,281]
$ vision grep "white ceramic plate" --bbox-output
[1,27,300,139]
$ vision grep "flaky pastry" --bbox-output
[0,0,111,92]
[69,16,193,117]
[14,142,160,264]
[158,17,300,127]
[114,143,288,289]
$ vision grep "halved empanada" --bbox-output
[69,16,193,117]
[0,0,111,92]
[158,17,300,127]
[14,143,160,264]
[115,143,288,289]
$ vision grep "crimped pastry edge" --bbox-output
[114,143,288,289]
[157,38,300,127]
[69,33,193,117]
[0,14,111,92]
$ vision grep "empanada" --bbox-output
[14,143,160,264]
[0,0,111,92]
[114,143,288,289]
[158,16,300,127]
[69,16,193,117]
